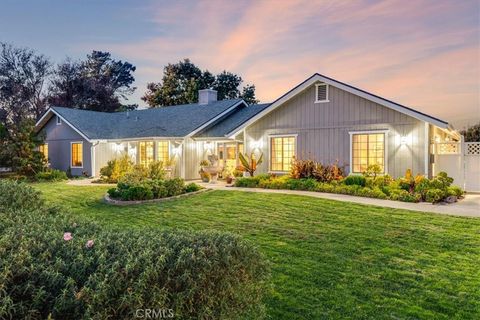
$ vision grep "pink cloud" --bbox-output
[79,0,479,126]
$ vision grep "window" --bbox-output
[270,136,296,172]
[139,141,154,167]
[315,83,329,103]
[56,116,62,125]
[157,141,170,164]
[39,144,48,160]
[351,133,385,173]
[71,142,83,167]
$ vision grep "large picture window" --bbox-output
[270,136,296,172]
[139,141,154,167]
[157,141,170,164]
[71,142,83,167]
[351,133,385,173]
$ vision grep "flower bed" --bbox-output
[0,180,269,319]
[234,170,464,204]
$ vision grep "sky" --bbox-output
[0,0,479,128]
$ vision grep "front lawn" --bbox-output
[33,182,480,319]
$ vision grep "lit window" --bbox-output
[39,144,48,160]
[352,133,385,173]
[139,141,154,167]
[270,136,296,172]
[157,141,170,164]
[71,142,83,167]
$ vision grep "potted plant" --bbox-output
[199,160,211,182]
[223,168,234,184]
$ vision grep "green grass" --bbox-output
[33,182,480,319]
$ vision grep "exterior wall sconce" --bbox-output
[204,141,214,151]
[251,140,262,150]
[172,145,182,155]
[113,143,124,153]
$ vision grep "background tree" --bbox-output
[48,51,137,112]
[0,43,50,170]
[460,123,480,142]
[0,42,51,125]
[142,59,258,107]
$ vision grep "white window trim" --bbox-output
[70,141,84,168]
[349,130,389,175]
[314,83,329,103]
[268,134,298,173]
[56,116,62,125]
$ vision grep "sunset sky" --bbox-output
[1,0,479,127]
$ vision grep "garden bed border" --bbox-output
[104,188,212,206]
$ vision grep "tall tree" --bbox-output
[48,51,137,112]
[0,42,51,125]
[0,43,50,170]
[460,123,480,142]
[142,59,258,107]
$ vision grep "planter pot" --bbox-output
[226,177,233,184]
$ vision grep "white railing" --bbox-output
[435,142,460,155]
[465,142,480,156]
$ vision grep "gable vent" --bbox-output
[315,83,329,103]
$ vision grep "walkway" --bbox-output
[198,181,480,218]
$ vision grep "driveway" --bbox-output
[198,182,480,218]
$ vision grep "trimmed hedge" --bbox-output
[0,180,269,319]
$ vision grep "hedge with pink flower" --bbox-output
[0,179,269,320]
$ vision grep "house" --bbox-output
[35,73,460,179]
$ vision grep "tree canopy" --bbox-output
[142,59,258,107]
[460,123,480,142]
[48,51,137,112]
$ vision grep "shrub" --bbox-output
[0,179,44,211]
[425,189,447,203]
[447,185,464,197]
[122,184,154,201]
[363,164,383,178]
[148,161,166,180]
[290,158,344,182]
[35,169,68,181]
[234,174,271,188]
[164,178,185,197]
[388,189,421,203]
[99,154,134,183]
[285,178,318,191]
[343,175,366,187]
[185,182,202,193]
[0,182,269,319]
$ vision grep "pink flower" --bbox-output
[85,240,94,248]
[63,232,73,241]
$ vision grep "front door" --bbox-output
[217,142,244,172]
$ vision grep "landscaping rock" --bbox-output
[444,196,457,204]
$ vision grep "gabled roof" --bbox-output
[194,103,271,138]
[228,73,454,137]
[36,99,245,141]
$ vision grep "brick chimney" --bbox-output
[198,89,217,105]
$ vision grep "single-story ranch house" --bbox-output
[35,73,460,179]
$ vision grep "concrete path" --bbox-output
[198,182,480,218]
[67,178,115,186]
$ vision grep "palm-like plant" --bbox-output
[238,152,263,177]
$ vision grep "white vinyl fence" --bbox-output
[433,140,480,192]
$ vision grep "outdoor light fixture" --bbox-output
[113,143,124,153]
[251,140,262,150]
[204,141,214,151]
[172,145,182,155]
